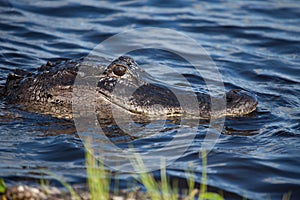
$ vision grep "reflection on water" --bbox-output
[1,0,300,199]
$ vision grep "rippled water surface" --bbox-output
[1,0,300,199]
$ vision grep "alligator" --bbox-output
[0,56,257,120]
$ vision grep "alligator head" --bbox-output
[93,56,257,119]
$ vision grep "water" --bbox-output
[1,0,300,199]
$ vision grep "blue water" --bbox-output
[1,0,300,199]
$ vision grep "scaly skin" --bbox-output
[2,56,257,119]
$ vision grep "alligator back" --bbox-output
[3,60,80,118]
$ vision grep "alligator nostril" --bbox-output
[113,65,127,76]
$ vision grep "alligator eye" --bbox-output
[113,65,127,76]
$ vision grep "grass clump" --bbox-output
[75,140,224,200]
[130,149,224,200]
[130,155,179,200]
[48,144,293,200]
[2,142,293,200]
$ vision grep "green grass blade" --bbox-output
[200,192,224,200]
[199,150,207,200]
[185,163,196,200]
[160,158,171,200]
[85,139,110,200]
[0,179,6,193]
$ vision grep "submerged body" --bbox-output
[1,56,257,119]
